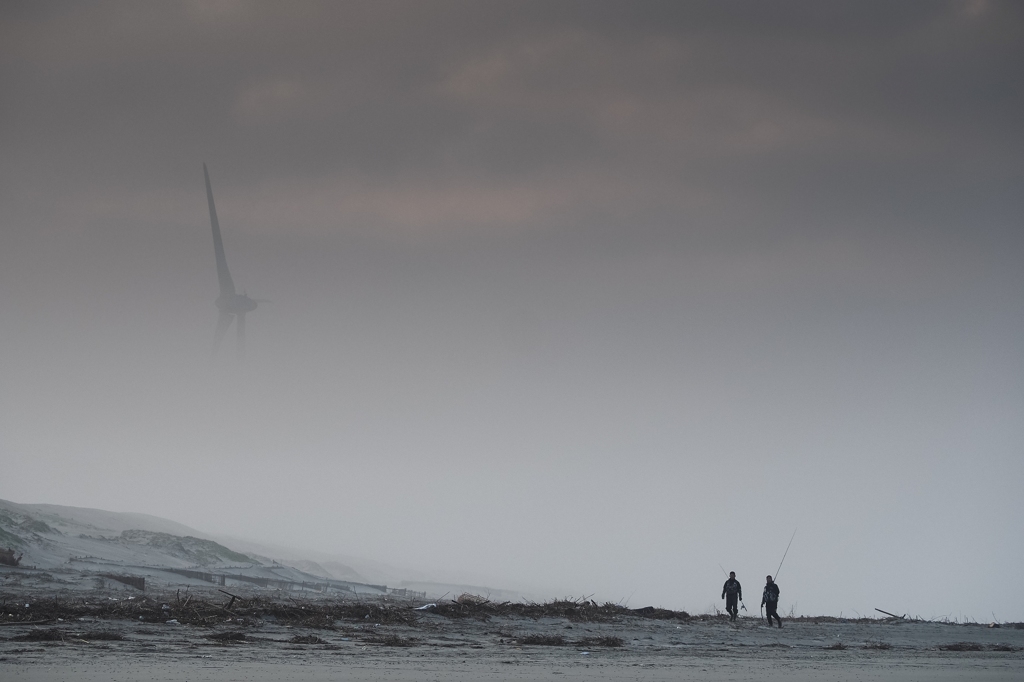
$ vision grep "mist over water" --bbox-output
[1,1,1022,621]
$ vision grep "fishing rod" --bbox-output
[773,529,797,582]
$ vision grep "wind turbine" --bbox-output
[204,162,259,356]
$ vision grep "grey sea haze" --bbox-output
[1,1,1022,621]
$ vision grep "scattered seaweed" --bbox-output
[6,627,125,642]
[289,634,326,645]
[82,631,125,641]
[939,642,983,651]
[823,642,847,650]
[863,641,892,650]
[11,628,68,642]
[0,594,679,632]
[363,634,417,647]
[205,631,248,642]
[0,594,416,629]
[425,597,689,623]
[520,634,567,646]
[576,636,624,647]
[630,606,680,620]
[990,644,1018,652]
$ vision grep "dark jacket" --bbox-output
[762,582,780,605]
[722,579,742,600]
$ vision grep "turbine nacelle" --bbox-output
[216,292,258,315]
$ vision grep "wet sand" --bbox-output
[5,657,1024,682]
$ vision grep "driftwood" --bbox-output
[218,588,242,611]
[875,608,905,619]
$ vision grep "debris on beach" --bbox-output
[520,634,566,646]
[576,636,624,647]
[939,642,984,651]
[0,595,416,628]
[516,634,623,648]
[363,634,417,647]
[0,594,694,630]
[205,631,248,643]
[426,596,690,623]
[10,628,70,642]
[289,634,326,644]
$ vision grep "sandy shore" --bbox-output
[2,590,1022,681]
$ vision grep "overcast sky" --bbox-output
[1,0,1022,619]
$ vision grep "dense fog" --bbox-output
[1,1,1022,619]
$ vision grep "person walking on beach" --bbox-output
[762,575,782,627]
[722,571,742,621]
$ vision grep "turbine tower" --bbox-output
[204,163,258,356]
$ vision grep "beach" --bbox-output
[2,591,1022,681]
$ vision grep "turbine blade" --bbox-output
[236,312,246,356]
[213,312,233,356]
[204,162,236,297]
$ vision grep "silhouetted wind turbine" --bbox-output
[204,163,259,356]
